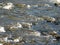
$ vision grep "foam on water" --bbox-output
[2,2,14,10]
[0,26,6,32]
[47,0,60,3]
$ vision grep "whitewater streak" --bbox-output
[47,0,60,3]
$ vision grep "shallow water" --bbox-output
[0,0,60,45]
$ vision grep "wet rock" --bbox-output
[10,22,22,29]
[41,32,48,36]
[14,38,19,43]
[39,35,53,44]
[4,22,33,30]
[29,31,40,37]
[53,16,60,25]
[15,4,26,8]
[54,3,59,6]
[3,42,11,45]
[21,22,32,29]
[13,37,23,43]
[19,39,25,43]
[49,31,57,36]
[18,28,40,37]
[4,25,12,31]
[53,0,60,7]
[4,22,23,30]
[54,35,60,41]
[15,3,32,9]
[29,39,36,43]
[38,3,45,7]
[32,22,38,25]
[4,25,41,37]
[53,21,59,25]
[41,16,56,22]
[0,3,3,8]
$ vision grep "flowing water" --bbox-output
[0,0,60,45]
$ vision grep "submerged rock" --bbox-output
[15,28,41,37]
[15,3,26,8]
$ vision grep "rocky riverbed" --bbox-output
[0,0,60,45]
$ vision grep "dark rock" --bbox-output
[54,3,58,7]
[55,35,60,41]
[53,21,59,25]
[46,20,51,22]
